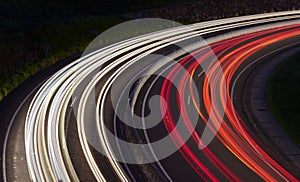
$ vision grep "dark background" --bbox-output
[0,0,299,101]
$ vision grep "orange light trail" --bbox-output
[160,24,300,181]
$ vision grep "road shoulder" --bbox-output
[249,46,300,170]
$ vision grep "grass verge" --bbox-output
[0,16,122,101]
[267,52,300,146]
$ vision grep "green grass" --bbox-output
[0,16,122,101]
[267,52,300,146]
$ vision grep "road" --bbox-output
[2,11,300,181]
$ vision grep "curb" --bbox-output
[250,46,300,169]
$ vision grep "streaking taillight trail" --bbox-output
[161,24,300,181]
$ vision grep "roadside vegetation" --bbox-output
[0,16,122,100]
[0,0,193,101]
[267,52,300,146]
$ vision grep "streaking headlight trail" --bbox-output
[19,11,300,181]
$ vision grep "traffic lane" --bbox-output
[65,100,97,181]
[127,59,258,180]
[157,64,260,180]
[231,36,300,179]
[100,55,175,181]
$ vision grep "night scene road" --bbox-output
[2,11,300,181]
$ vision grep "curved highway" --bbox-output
[3,11,300,181]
